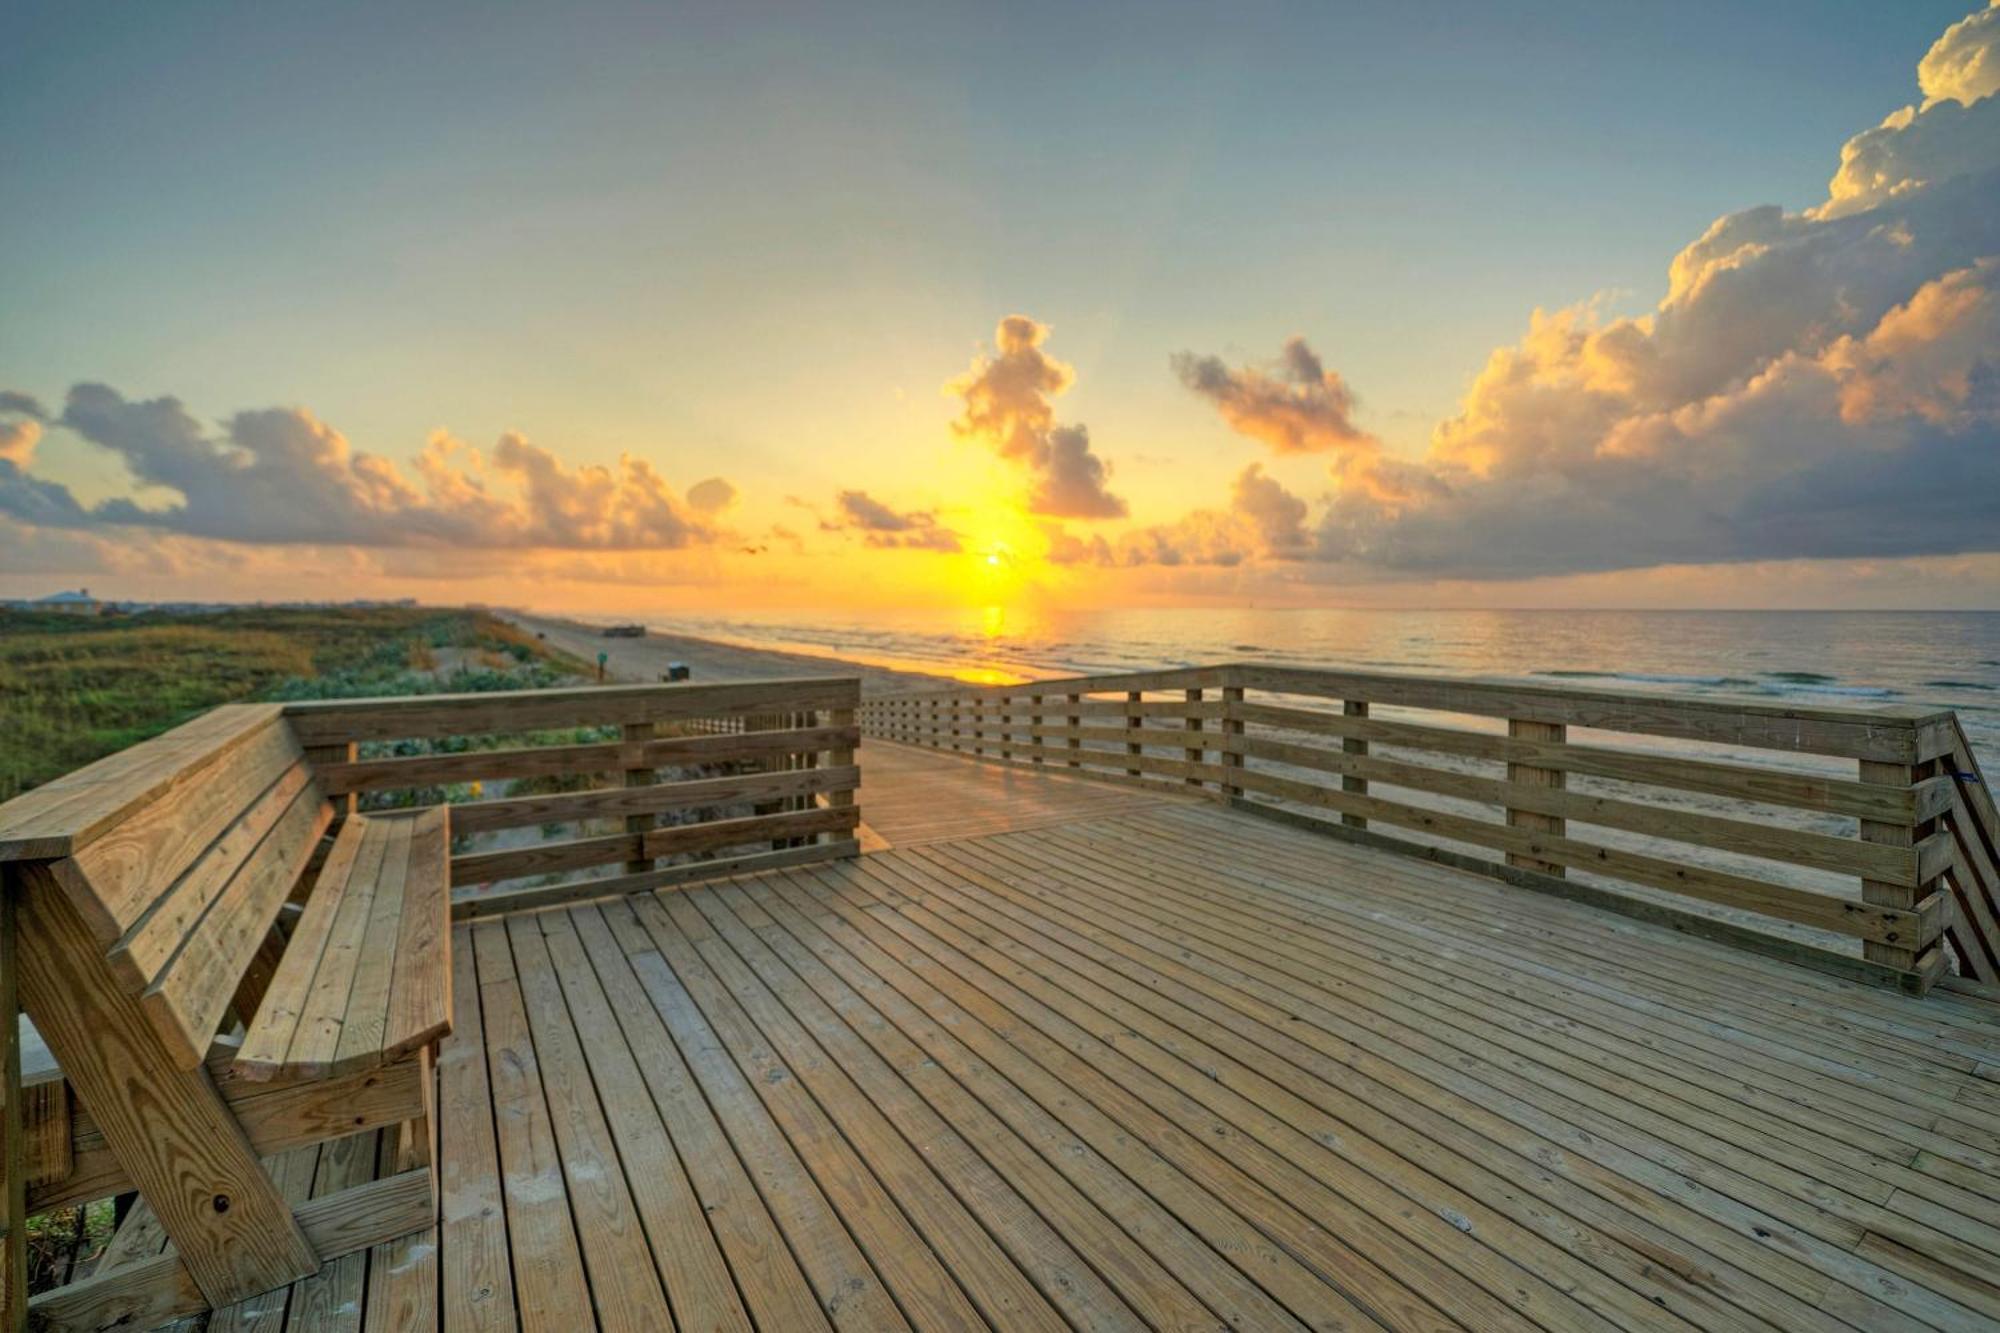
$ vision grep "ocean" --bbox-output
[633,606,2000,756]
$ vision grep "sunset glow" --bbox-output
[4,3,1998,612]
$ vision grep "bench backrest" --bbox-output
[0,705,334,1068]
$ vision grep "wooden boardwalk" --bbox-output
[856,738,1194,849]
[195,742,2000,1331]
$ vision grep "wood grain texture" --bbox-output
[451,838,860,920]
[13,862,318,1306]
[318,724,860,796]
[107,761,313,995]
[236,811,450,1084]
[437,934,515,1332]
[861,664,1962,979]
[285,678,859,745]
[24,1169,430,1333]
[71,746,1998,1333]
[141,783,333,1069]
[27,1060,425,1214]
[0,705,284,866]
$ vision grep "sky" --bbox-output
[3,0,1998,612]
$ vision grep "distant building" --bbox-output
[12,588,102,616]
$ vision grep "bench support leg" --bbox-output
[397,1045,439,1217]
[13,861,320,1309]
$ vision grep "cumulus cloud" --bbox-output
[1230,463,1309,551]
[947,316,1127,519]
[0,384,731,551]
[1050,463,1311,568]
[1172,337,1378,458]
[1212,4,2000,582]
[1031,426,1127,519]
[1920,1,2000,107]
[826,489,962,552]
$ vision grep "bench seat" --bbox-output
[234,807,452,1084]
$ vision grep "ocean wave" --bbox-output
[1781,683,1900,699]
[1536,670,1755,688]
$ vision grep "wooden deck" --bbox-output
[856,738,1195,849]
[204,741,2000,1331]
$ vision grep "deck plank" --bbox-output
[532,908,751,1333]
[503,914,675,1328]
[606,897,912,1332]
[472,921,591,1332]
[436,930,512,1332]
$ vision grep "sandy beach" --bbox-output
[504,612,951,695]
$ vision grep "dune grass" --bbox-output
[0,605,585,802]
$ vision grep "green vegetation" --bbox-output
[0,605,588,801]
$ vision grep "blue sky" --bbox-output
[3,1,1997,608]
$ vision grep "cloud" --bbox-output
[685,476,738,514]
[0,384,732,551]
[0,394,44,468]
[827,489,962,552]
[1030,426,1127,519]
[1274,4,2000,581]
[1921,1,2000,108]
[1173,337,1378,458]
[1049,463,1310,568]
[1230,462,1309,551]
[947,315,1127,519]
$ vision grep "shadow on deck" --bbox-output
[301,738,2000,1332]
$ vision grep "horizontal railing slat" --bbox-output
[446,764,858,836]
[450,804,859,887]
[318,724,860,795]
[451,839,862,919]
[285,677,857,745]
[1228,767,1936,945]
[1230,664,1946,762]
[1235,732,1919,884]
[1229,700,1926,823]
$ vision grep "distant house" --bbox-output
[33,588,100,616]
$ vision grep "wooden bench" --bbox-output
[0,704,449,1332]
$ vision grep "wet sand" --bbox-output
[505,613,950,695]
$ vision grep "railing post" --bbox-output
[302,741,359,822]
[827,704,857,855]
[1342,701,1368,828]
[1066,694,1082,769]
[1506,719,1565,876]
[972,697,985,757]
[1030,694,1044,765]
[1220,684,1244,798]
[622,720,657,873]
[2,870,25,1333]
[1184,688,1205,787]
[1860,757,1944,985]
[999,693,1012,762]
[1126,691,1143,778]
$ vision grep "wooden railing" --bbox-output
[287,677,861,919]
[862,664,1998,998]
